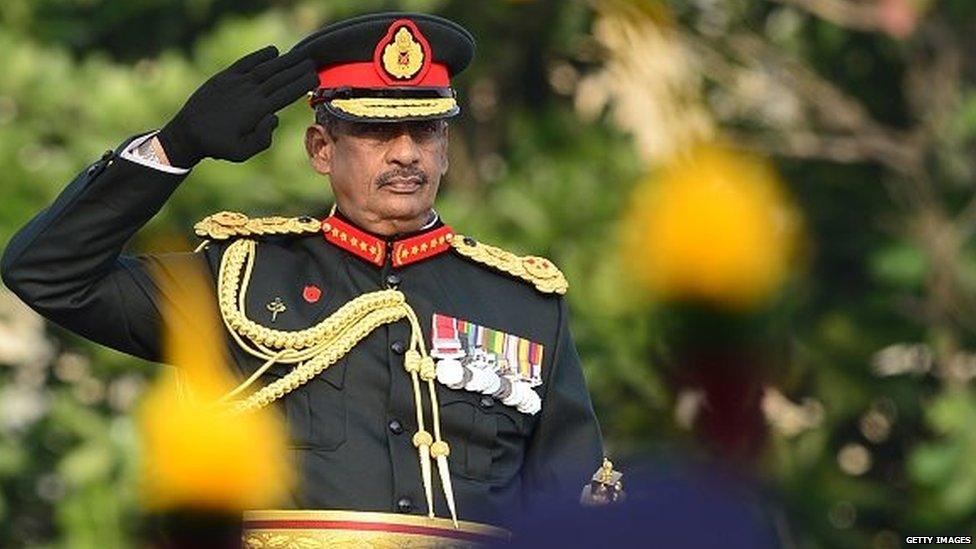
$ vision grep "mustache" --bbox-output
[376,167,428,187]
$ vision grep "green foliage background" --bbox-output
[1,0,975,547]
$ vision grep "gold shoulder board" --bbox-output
[450,234,568,295]
[194,211,322,241]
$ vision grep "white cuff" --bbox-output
[120,131,190,175]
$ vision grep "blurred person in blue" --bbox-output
[1,11,605,546]
[502,458,782,548]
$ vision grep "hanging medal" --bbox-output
[430,313,545,416]
[433,314,467,388]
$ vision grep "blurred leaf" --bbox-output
[870,243,927,289]
[58,443,113,487]
[909,443,959,486]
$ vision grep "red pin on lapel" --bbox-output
[303,284,322,303]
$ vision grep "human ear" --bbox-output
[305,124,334,175]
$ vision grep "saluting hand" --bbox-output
[157,45,318,168]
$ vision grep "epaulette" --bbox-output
[450,234,568,295]
[194,211,322,240]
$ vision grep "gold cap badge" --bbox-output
[382,27,424,79]
[374,19,432,85]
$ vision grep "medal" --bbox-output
[430,313,545,415]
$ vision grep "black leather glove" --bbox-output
[158,45,317,168]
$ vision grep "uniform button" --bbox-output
[463,236,476,246]
[386,273,401,288]
[390,340,406,355]
[388,419,403,435]
[396,497,413,513]
[480,396,495,408]
[86,164,99,176]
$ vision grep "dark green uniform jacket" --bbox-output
[1,135,604,526]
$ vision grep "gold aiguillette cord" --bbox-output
[215,238,459,525]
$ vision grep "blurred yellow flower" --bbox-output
[621,144,800,309]
[137,259,292,512]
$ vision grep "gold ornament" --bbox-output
[450,235,569,295]
[580,458,626,506]
[381,26,424,79]
[194,211,321,241]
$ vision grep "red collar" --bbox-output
[321,215,455,267]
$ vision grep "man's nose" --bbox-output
[385,130,421,165]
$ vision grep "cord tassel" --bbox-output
[431,442,457,527]
[405,350,435,517]
[421,355,459,528]
[414,430,435,518]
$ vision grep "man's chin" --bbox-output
[375,195,435,223]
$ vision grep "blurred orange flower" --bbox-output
[137,259,292,512]
[621,143,800,310]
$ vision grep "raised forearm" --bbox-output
[0,139,190,358]
[2,140,185,298]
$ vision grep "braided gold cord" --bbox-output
[216,239,410,409]
[218,239,404,352]
[230,307,406,413]
[215,237,459,523]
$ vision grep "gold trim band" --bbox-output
[243,509,510,548]
[329,97,457,119]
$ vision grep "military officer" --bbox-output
[1,11,603,541]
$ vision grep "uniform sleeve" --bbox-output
[521,297,604,507]
[0,135,210,363]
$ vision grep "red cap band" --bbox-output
[317,62,450,89]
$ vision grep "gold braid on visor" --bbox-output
[216,238,460,526]
[329,97,457,118]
